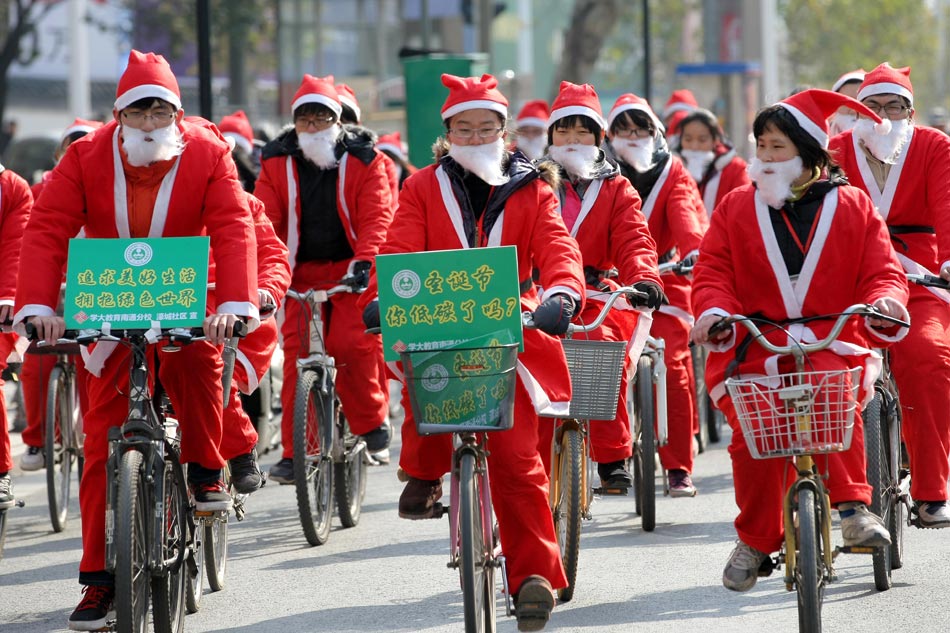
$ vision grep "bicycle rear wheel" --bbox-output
[151,457,187,633]
[691,346,709,453]
[633,357,656,532]
[863,392,892,591]
[553,427,583,603]
[334,415,367,528]
[0,509,7,561]
[115,450,150,633]
[293,370,334,546]
[796,487,824,633]
[46,364,77,533]
[459,451,493,633]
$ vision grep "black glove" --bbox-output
[362,300,381,329]
[345,260,373,289]
[630,281,667,310]
[531,294,577,335]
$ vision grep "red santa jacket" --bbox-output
[255,127,394,275]
[14,119,259,326]
[364,147,585,417]
[699,148,750,216]
[0,167,33,303]
[692,183,909,403]
[829,126,950,303]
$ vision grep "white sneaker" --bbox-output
[368,448,391,466]
[839,502,891,546]
[20,446,45,471]
[916,501,950,528]
[722,541,770,592]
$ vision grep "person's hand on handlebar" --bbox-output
[941,263,950,282]
[27,315,66,342]
[531,293,577,335]
[630,281,666,310]
[204,313,243,345]
[691,312,732,346]
[867,297,907,330]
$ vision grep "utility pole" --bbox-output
[197,0,212,120]
[642,0,651,103]
[67,0,91,117]
[479,0,493,64]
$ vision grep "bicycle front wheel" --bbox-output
[459,451,493,633]
[633,356,656,532]
[863,392,892,591]
[335,415,367,528]
[203,515,228,591]
[293,370,334,546]
[553,427,583,603]
[115,450,150,633]
[184,517,204,614]
[151,458,187,633]
[796,487,824,633]
[46,364,77,532]
[0,509,7,561]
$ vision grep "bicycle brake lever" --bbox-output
[221,336,238,408]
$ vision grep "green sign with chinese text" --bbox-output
[64,237,210,329]
[376,246,524,362]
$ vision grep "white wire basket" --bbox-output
[725,367,861,459]
[560,338,628,420]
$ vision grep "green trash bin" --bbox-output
[402,53,488,169]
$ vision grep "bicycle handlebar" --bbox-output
[286,282,359,305]
[907,273,950,290]
[24,320,248,347]
[658,260,694,276]
[708,304,910,356]
[521,286,647,334]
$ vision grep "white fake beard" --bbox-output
[828,112,857,136]
[611,137,655,172]
[548,143,599,181]
[298,126,341,169]
[448,138,509,186]
[854,117,912,164]
[517,136,546,161]
[122,123,184,167]
[747,155,804,209]
[680,149,715,182]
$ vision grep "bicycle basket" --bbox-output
[725,367,861,459]
[557,338,628,420]
[401,344,518,435]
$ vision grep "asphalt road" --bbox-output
[2,403,950,633]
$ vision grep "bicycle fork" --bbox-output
[781,455,835,590]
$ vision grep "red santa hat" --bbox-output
[667,110,690,137]
[777,88,887,148]
[335,83,361,122]
[62,117,103,141]
[377,131,405,160]
[291,74,342,118]
[832,68,867,93]
[515,99,549,130]
[218,110,254,154]
[662,89,698,120]
[857,63,914,107]
[548,81,605,129]
[607,93,664,133]
[114,49,181,111]
[440,74,508,121]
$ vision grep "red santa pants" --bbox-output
[889,294,950,502]
[652,312,697,473]
[720,395,871,554]
[79,341,226,574]
[219,384,257,462]
[279,260,388,459]
[0,334,16,473]
[400,377,568,593]
[21,352,90,449]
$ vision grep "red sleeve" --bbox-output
[382,153,400,204]
[667,159,708,255]
[530,183,585,308]
[609,177,660,286]
[349,153,395,262]
[254,157,289,244]
[248,194,291,307]
[691,189,745,317]
[0,171,33,301]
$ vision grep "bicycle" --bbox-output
[287,281,368,546]
[400,342,521,633]
[712,304,907,632]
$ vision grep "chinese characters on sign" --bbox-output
[64,237,210,329]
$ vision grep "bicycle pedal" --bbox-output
[432,502,448,519]
[593,486,629,496]
[758,556,778,578]
[837,545,878,555]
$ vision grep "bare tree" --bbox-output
[550,0,621,100]
[0,0,62,127]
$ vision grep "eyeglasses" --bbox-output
[449,127,505,140]
[121,110,176,125]
[862,102,910,116]
[295,116,337,130]
[613,127,653,139]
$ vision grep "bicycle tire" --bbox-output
[203,516,228,591]
[459,451,491,633]
[863,392,892,591]
[334,417,367,528]
[633,356,656,532]
[885,396,905,570]
[691,347,709,453]
[293,370,334,546]
[115,450,150,633]
[554,428,583,603]
[45,364,76,533]
[184,517,204,614]
[0,509,7,561]
[796,487,823,633]
[151,457,187,633]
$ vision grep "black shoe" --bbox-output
[361,420,392,453]
[0,474,13,510]
[597,460,633,488]
[229,449,264,494]
[398,476,443,519]
[189,479,233,512]
[68,584,115,631]
[268,457,295,485]
[514,575,555,632]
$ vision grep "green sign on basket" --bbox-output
[64,237,210,329]
[376,246,524,362]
